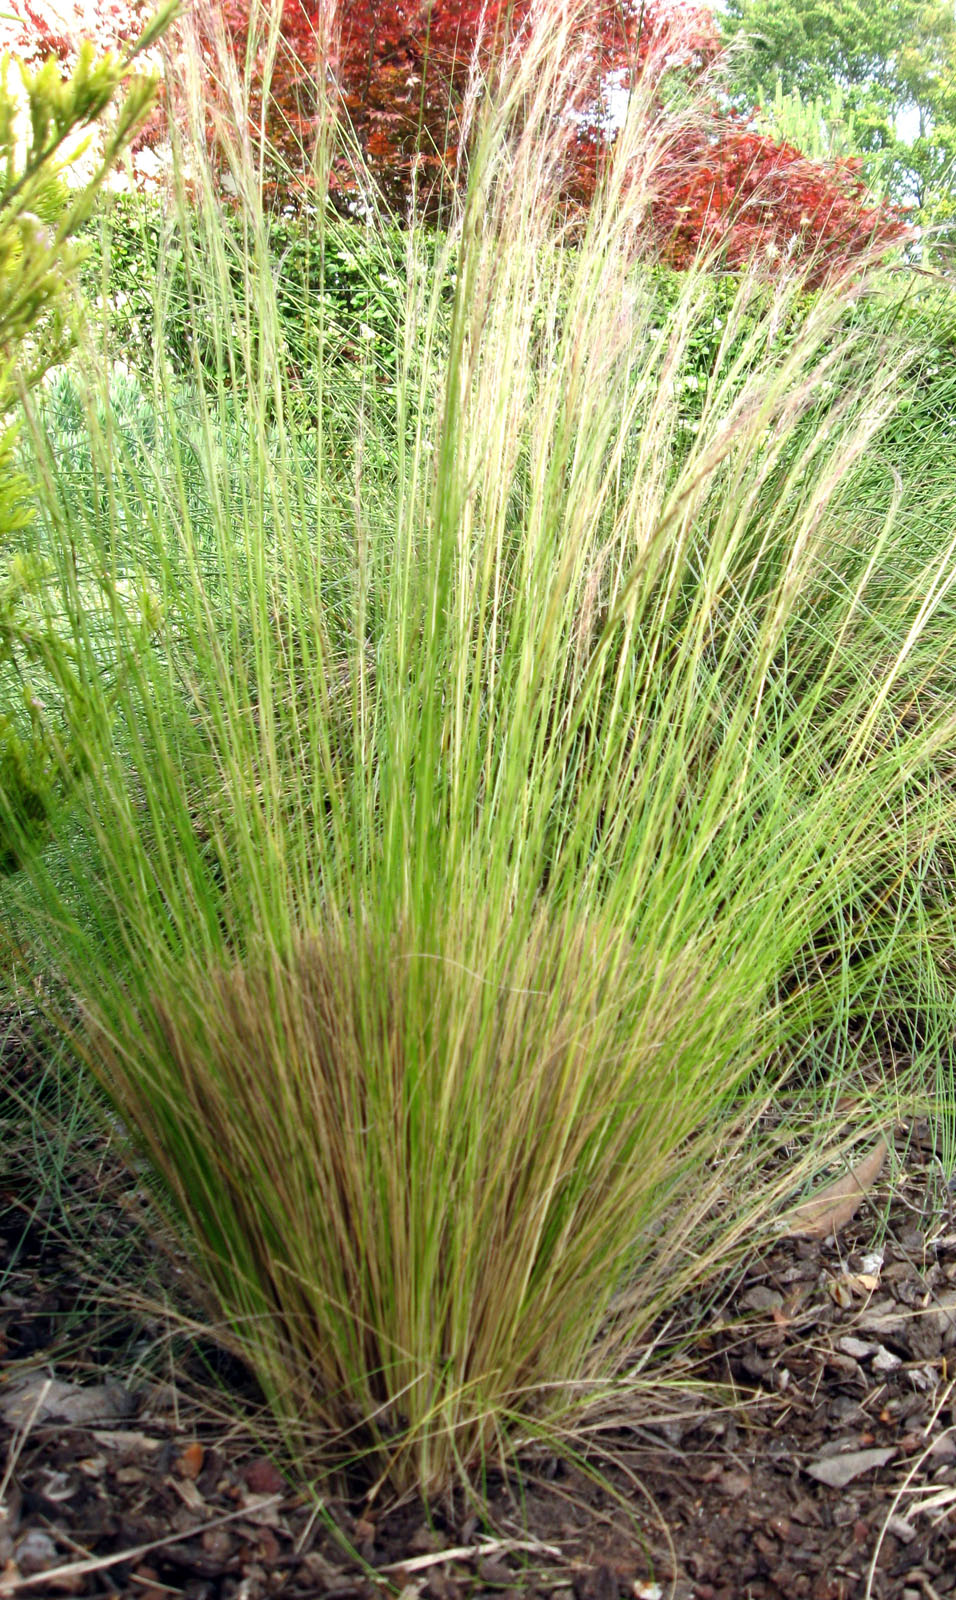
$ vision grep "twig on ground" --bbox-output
[377,1535,565,1575]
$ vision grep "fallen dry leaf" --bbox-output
[827,1277,854,1309]
[90,1430,163,1454]
[783,1138,889,1238]
[169,1475,205,1513]
[0,1377,135,1429]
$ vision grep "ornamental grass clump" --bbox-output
[5,0,956,1494]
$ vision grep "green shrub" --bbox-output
[80,192,442,384]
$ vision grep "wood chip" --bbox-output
[856,1300,908,1338]
[176,1441,204,1480]
[805,1447,896,1488]
[241,1458,286,1496]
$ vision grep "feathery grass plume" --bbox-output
[4,0,956,1493]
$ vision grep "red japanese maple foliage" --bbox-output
[0,0,910,277]
[653,119,909,284]
[207,0,908,275]
[209,0,713,213]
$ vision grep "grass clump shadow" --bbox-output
[4,0,956,1497]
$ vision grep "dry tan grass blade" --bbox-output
[783,1137,889,1238]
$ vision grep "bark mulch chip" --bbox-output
[3,1026,956,1599]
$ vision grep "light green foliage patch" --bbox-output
[723,0,956,252]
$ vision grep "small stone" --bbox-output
[424,1576,458,1600]
[201,1529,234,1561]
[129,1568,166,1600]
[14,1529,58,1575]
[872,1345,902,1373]
[716,1469,752,1497]
[837,1336,875,1360]
[302,1552,349,1587]
[827,1353,861,1376]
[235,1562,267,1598]
[740,1286,785,1313]
[407,1525,440,1555]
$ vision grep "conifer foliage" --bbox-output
[0,6,172,870]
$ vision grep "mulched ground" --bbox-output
[3,1014,956,1599]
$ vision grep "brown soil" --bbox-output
[3,1017,956,1600]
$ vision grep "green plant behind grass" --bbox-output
[0,4,177,871]
[5,0,956,1495]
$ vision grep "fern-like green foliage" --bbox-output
[0,5,177,872]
